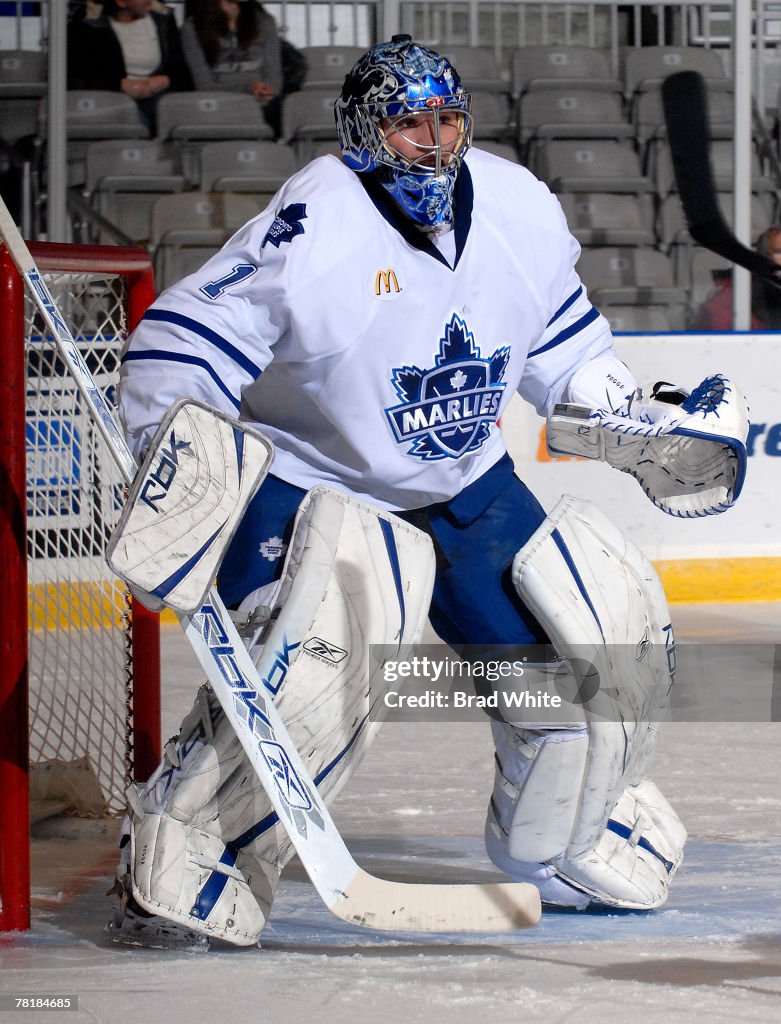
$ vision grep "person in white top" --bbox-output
[108,36,744,950]
[68,0,193,133]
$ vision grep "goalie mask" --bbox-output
[334,36,472,228]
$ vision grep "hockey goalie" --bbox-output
[105,36,749,949]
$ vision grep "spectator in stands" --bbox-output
[692,226,781,330]
[68,0,193,135]
[182,0,286,136]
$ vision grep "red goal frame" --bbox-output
[0,241,161,932]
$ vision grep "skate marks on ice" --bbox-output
[258,835,781,951]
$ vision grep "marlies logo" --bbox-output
[304,636,348,665]
[385,313,509,460]
[262,203,307,249]
[374,268,401,298]
[259,536,286,561]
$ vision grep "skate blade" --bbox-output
[106,916,210,953]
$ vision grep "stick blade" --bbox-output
[334,870,541,932]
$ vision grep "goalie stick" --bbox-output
[661,70,781,290]
[0,198,540,935]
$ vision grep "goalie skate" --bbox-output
[106,898,211,953]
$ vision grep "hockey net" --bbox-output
[0,242,161,931]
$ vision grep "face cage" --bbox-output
[378,106,473,178]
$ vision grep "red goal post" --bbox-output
[0,242,161,932]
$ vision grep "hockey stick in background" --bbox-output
[0,197,540,934]
[661,69,781,289]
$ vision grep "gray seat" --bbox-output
[653,139,775,199]
[518,88,633,155]
[623,45,728,97]
[603,305,680,332]
[64,90,149,187]
[151,192,260,290]
[156,91,274,185]
[533,140,652,194]
[442,46,507,93]
[558,193,656,247]
[86,139,185,194]
[156,92,273,143]
[0,50,46,143]
[581,246,683,296]
[0,49,46,95]
[282,89,339,163]
[511,45,621,100]
[469,90,514,141]
[299,46,364,89]
[85,139,186,245]
[578,246,685,307]
[198,140,296,193]
[66,90,148,140]
[657,191,776,249]
[473,141,520,163]
[634,85,734,149]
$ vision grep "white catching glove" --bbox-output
[547,373,749,517]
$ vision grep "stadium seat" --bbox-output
[84,139,186,245]
[510,45,622,100]
[282,89,340,164]
[557,193,656,247]
[156,92,273,144]
[658,191,776,250]
[578,246,685,307]
[602,305,681,332]
[441,46,508,93]
[623,45,728,98]
[0,49,46,145]
[198,140,296,194]
[66,90,149,140]
[517,88,633,157]
[513,45,622,100]
[150,192,260,291]
[299,46,364,89]
[468,90,515,141]
[532,140,652,194]
[653,139,775,199]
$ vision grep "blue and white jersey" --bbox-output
[119,148,616,511]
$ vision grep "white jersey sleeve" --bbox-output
[118,194,295,458]
[515,245,617,418]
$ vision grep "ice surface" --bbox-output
[1,603,780,1023]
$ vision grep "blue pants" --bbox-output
[218,453,549,647]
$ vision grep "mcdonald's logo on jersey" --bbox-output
[374,268,402,298]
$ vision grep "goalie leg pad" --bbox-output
[129,487,435,943]
[485,719,685,909]
[491,494,686,909]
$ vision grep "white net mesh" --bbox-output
[25,270,135,816]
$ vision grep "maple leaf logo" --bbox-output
[450,369,468,390]
[262,203,307,249]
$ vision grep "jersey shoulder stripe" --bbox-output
[143,309,262,378]
[529,306,600,358]
[122,349,242,410]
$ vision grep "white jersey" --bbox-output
[119,149,616,511]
